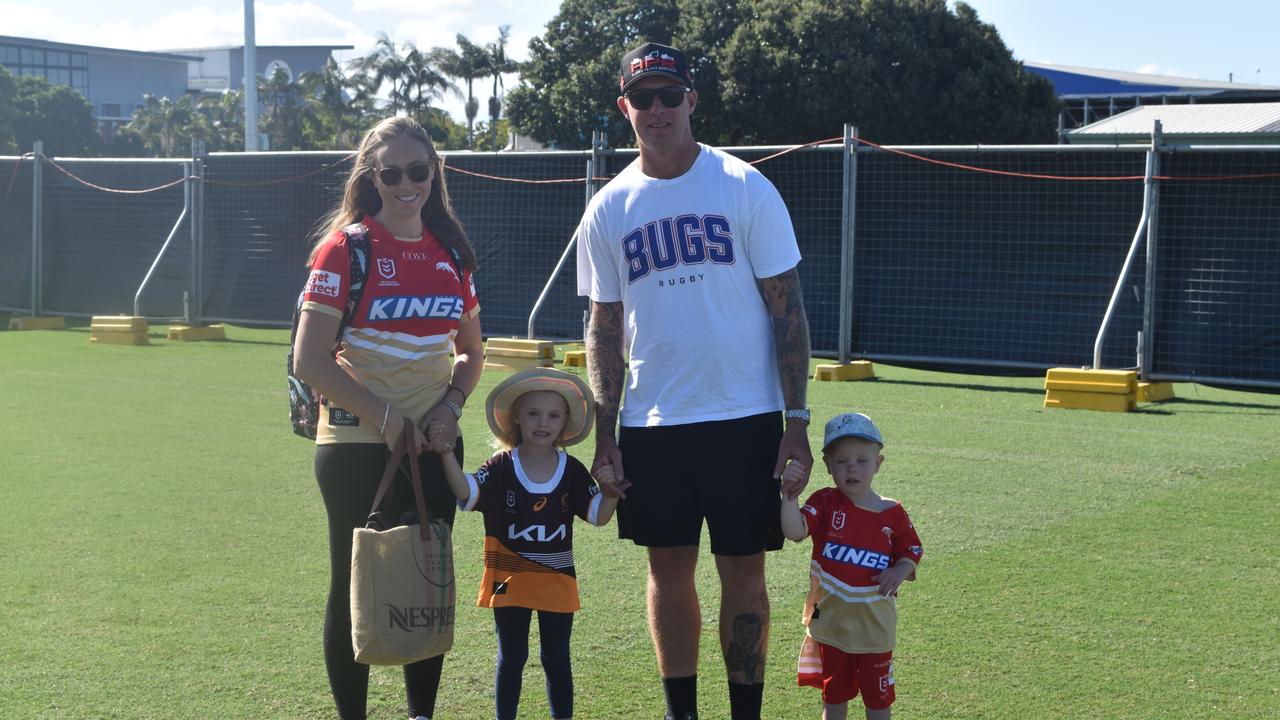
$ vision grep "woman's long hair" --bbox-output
[308,116,477,270]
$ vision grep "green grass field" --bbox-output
[1,324,1277,719]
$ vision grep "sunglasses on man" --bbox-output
[374,162,434,186]
[623,86,691,111]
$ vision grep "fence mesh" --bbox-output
[41,159,189,318]
[855,147,1149,371]
[0,156,34,312]
[1152,150,1280,385]
[3,142,1277,390]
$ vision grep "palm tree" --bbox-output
[433,34,489,148]
[402,42,458,121]
[485,25,519,149]
[299,57,357,149]
[127,94,204,157]
[350,32,409,114]
[196,90,244,151]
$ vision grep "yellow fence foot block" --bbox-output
[1137,382,1175,403]
[90,316,149,346]
[813,361,875,382]
[9,316,66,330]
[563,350,587,368]
[167,324,226,342]
[485,338,556,373]
[1043,368,1137,412]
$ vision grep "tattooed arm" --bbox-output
[586,300,627,483]
[758,268,814,496]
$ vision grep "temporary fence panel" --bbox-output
[1150,149,1280,388]
[853,145,1150,372]
[0,156,34,312]
[201,152,350,325]
[40,158,189,319]
[443,150,596,339]
[731,144,846,356]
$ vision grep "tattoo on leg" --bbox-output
[726,613,765,684]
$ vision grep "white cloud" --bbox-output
[0,3,371,52]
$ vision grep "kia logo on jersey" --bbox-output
[623,214,736,284]
[377,257,396,280]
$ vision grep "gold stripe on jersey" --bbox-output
[803,560,898,654]
[477,537,581,613]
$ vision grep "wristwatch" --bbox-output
[784,408,811,424]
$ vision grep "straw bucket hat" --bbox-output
[485,368,595,448]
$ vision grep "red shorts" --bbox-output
[803,643,895,708]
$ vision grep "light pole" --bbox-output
[243,0,258,151]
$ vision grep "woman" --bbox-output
[292,116,482,720]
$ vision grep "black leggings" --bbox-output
[315,441,461,720]
[493,606,574,720]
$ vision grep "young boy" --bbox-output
[780,412,923,720]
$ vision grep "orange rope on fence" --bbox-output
[853,137,1148,181]
[3,152,33,204]
[42,156,188,194]
[15,136,1280,194]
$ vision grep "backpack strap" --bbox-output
[339,223,372,333]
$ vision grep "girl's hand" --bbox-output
[594,463,630,499]
[419,404,460,453]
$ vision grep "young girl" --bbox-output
[430,368,629,720]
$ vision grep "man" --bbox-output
[576,41,814,720]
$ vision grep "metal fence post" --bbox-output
[838,124,859,365]
[1139,122,1163,381]
[191,139,206,325]
[30,140,43,317]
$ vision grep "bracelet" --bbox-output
[446,384,468,405]
[379,403,391,434]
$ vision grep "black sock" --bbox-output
[728,681,764,720]
[662,675,697,719]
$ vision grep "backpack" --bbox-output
[287,223,372,439]
[285,223,468,439]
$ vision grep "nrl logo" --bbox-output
[377,257,396,279]
[831,510,846,531]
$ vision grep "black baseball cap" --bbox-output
[619,42,694,93]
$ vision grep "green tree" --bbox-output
[258,67,307,150]
[402,43,458,121]
[434,34,491,148]
[484,25,520,149]
[507,0,1058,147]
[9,73,99,156]
[126,94,204,157]
[299,57,361,149]
[0,66,18,153]
[196,90,246,152]
[507,0,681,149]
[350,32,410,115]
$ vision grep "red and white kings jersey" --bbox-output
[800,487,924,654]
[300,215,479,444]
[459,448,604,613]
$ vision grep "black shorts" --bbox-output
[616,411,783,556]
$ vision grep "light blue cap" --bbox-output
[822,412,883,450]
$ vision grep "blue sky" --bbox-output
[3,0,1277,119]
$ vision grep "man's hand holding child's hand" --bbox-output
[593,462,631,499]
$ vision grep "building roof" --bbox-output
[0,35,202,63]
[1025,61,1280,98]
[1067,103,1280,139]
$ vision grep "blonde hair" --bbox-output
[491,390,571,452]
[308,116,477,270]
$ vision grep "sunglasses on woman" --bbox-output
[623,87,691,111]
[374,162,433,186]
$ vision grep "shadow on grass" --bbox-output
[1149,397,1280,413]
[869,377,1044,396]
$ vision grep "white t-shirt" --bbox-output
[576,144,801,427]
